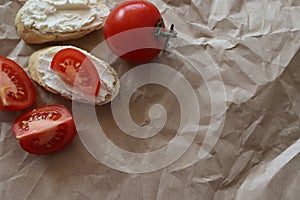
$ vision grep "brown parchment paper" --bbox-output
[1,0,300,199]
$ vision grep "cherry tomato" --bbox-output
[0,56,36,111]
[12,104,76,154]
[51,48,101,96]
[104,0,166,63]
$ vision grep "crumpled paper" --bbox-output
[1,0,300,199]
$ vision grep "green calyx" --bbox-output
[154,19,177,50]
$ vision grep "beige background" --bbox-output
[1,0,300,199]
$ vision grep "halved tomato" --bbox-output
[50,48,101,97]
[12,104,76,154]
[0,56,36,111]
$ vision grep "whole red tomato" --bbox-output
[104,0,175,63]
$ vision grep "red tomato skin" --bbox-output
[104,0,166,63]
[0,56,36,111]
[12,104,76,155]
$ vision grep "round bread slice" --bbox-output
[15,0,109,44]
[28,46,120,105]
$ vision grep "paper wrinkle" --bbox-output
[192,174,223,184]
[0,123,12,142]
[222,150,254,186]
[1,0,300,199]
[236,139,300,200]
[240,113,266,145]
[0,157,47,200]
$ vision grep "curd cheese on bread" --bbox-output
[15,0,109,44]
[28,46,120,105]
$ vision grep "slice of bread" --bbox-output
[15,0,109,44]
[28,46,120,105]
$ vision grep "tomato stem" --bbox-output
[154,19,177,50]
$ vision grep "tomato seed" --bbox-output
[59,63,66,68]
[75,62,81,68]
[2,65,11,74]
[54,136,60,140]
[33,140,40,145]
[13,79,19,84]
[7,91,12,97]
[57,133,64,136]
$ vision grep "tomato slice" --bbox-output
[0,56,36,111]
[12,104,76,154]
[50,48,101,96]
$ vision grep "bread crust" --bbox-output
[28,46,120,105]
[15,0,108,44]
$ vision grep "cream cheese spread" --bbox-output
[21,0,109,34]
[36,46,119,103]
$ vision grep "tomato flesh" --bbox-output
[51,48,101,97]
[12,105,76,154]
[104,1,166,63]
[0,56,36,111]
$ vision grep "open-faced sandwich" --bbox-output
[15,0,109,44]
[28,46,119,105]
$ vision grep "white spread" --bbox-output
[36,46,119,104]
[21,0,109,34]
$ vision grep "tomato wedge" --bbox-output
[12,104,76,154]
[50,48,101,96]
[0,56,36,111]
